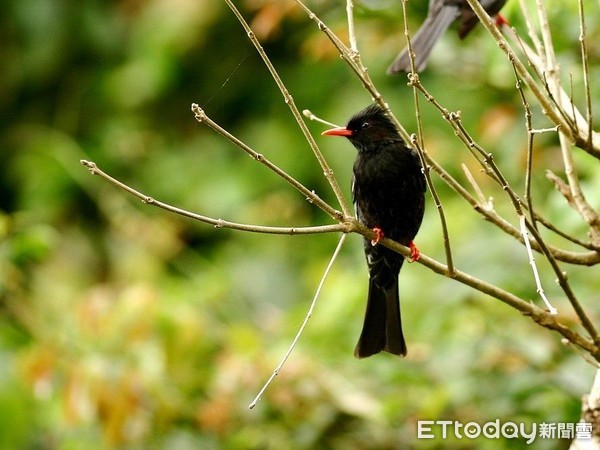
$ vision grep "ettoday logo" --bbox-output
[417,420,593,444]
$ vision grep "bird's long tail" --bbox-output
[388,4,461,74]
[354,275,406,358]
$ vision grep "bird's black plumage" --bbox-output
[388,0,508,74]
[322,104,426,357]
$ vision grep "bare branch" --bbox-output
[466,0,600,157]
[80,159,348,236]
[191,104,343,221]
[535,213,600,252]
[504,25,600,157]
[373,227,600,360]
[511,61,538,229]
[409,74,600,266]
[520,215,557,314]
[557,132,600,245]
[303,109,338,128]
[81,156,599,360]
[517,0,545,61]
[400,0,418,76]
[224,0,352,218]
[419,84,598,339]
[411,136,455,275]
[546,170,576,208]
[578,0,594,148]
[345,0,358,54]
[461,163,491,208]
[249,233,348,409]
[294,0,414,144]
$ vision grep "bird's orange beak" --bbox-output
[321,127,353,137]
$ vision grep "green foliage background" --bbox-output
[1,0,599,448]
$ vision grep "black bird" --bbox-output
[322,105,426,358]
[388,0,508,74]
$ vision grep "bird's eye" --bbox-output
[361,122,370,130]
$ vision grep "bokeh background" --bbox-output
[1,0,599,448]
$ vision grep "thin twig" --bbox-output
[441,103,595,333]
[524,211,600,345]
[80,156,600,359]
[517,0,545,63]
[534,0,554,70]
[191,104,342,222]
[568,74,581,136]
[519,215,557,314]
[534,213,600,251]
[411,136,455,275]
[427,154,600,266]
[345,0,358,54]
[461,163,491,208]
[578,0,593,149]
[371,225,600,360]
[248,233,348,409]
[463,0,600,155]
[556,114,600,244]
[512,62,538,230]
[400,0,418,76]
[503,25,600,156]
[399,0,453,275]
[409,74,600,268]
[563,340,600,369]
[408,79,497,181]
[451,96,598,340]
[80,159,348,236]
[531,126,560,134]
[224,0,352,218]
[294,0,413,144]
[303,109,338,128]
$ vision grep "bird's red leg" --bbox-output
[408,241,420,262]
[371,227,384,246]
[495,14,509,28]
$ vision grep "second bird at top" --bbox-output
[388,0,508,74]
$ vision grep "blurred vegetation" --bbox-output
[1,0,599,448]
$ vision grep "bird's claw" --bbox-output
[370,227,384,246]
[496,13,509,28]
[408,241,420,262]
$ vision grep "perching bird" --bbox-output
[322,104,426,358]
[388,0,508,74]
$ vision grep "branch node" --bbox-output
[406,72,419,87]
[80,159,98,174]
[191,103,205,122]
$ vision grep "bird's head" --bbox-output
[321,104,400,152]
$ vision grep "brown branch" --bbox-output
[578,0,594,149]
[355,222,600,361]
[81,156,599,360]
[223,0,352,218]
[427,154,600,266]
[409,75,600,266]
[546,170,576,208]
[191,104,343,222]
[294,0,414,144]
[80,159,349,236]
